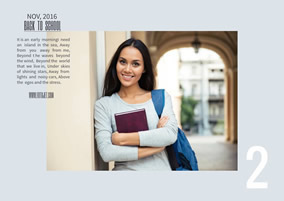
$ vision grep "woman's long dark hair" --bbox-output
[102,38,155,97]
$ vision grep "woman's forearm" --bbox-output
[138,146,165,159]
[111,132,165,159]
[112,132,140,146]
[112,116,170,146]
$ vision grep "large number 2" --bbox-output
[246,146,268,189]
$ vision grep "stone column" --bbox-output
[224,69,231,141]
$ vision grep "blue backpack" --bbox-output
[151,89,199,171]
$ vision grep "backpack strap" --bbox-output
[152,89,179,170]
[151,89,165,118]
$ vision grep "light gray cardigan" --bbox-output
[94,91,178,171]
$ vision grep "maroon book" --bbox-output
[114,108,149,133]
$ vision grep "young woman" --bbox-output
[94,38,178,170]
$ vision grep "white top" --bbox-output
[94,91,178,171]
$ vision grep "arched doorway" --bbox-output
[156,47,226,137]
[132,31,237,143]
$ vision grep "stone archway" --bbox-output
[132,31,237,143]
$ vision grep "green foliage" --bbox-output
[213,120,224,135]
[181,96,198,128]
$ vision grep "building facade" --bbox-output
[178,48,225,135]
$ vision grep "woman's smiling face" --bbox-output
[116,46,145,89]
